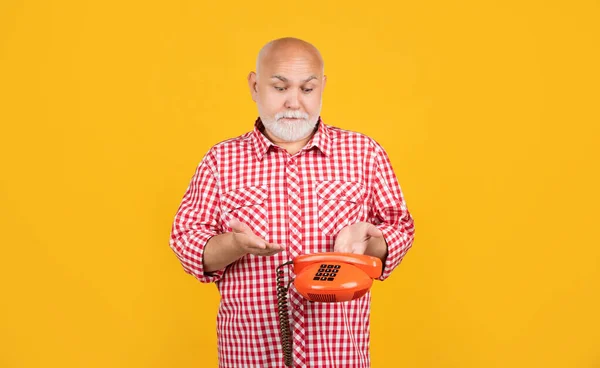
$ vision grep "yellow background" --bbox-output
[1,0,599,367]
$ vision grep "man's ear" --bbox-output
[322,75,327,90]
[248,72,258,102]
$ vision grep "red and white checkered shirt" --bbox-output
[170,117,415,367]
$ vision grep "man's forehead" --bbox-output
[262,53,322,68]
[270,74,319,83]
[259,59,323,81]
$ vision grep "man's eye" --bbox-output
[274,86,286,91]
[302,88,313,93]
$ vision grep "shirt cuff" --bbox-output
[375,223,412,281]
[172,232,226,283]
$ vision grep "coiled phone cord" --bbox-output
[276,261,294,367]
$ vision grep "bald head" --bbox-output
[248,37,326,144]
[256,37,324,76]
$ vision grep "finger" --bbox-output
[229,218,243,232]
[268,242,285,251]
[260,249,284,256]
[366,225,384,238]
[258,243,285,255]
[333,244,353,253]
[351,241,368,255]
[266,246,285,255]
[229,218,247,232]
[248,242,267,250]
[251,247,283,256]
[333,238,348,252]
[230,218,254,236]
[254,243,283,252]
[244,236,267,249]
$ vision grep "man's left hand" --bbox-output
[333,221,385,255]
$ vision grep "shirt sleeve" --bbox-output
[169,149,225,283]
[368,141,416,281]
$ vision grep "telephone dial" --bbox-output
[276,252,382,366]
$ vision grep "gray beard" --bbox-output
[262,117,319,142]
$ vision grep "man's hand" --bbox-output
[229,218,285,256]
[334,221,387,260]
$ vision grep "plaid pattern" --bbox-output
[170,117,415,367]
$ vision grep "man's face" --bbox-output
[249,51,326,142]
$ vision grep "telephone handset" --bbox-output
[276,252,382,366]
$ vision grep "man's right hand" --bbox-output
[229,218,285,256]
[202,218,285,273]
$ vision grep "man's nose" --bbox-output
[284,89,300,109]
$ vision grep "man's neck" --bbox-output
[264,131,314,156]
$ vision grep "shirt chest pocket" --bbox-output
[220,185,270,239]
[316,180,366,236]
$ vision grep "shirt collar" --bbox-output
[251,116,332,161]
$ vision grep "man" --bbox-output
[169,37,415,367]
